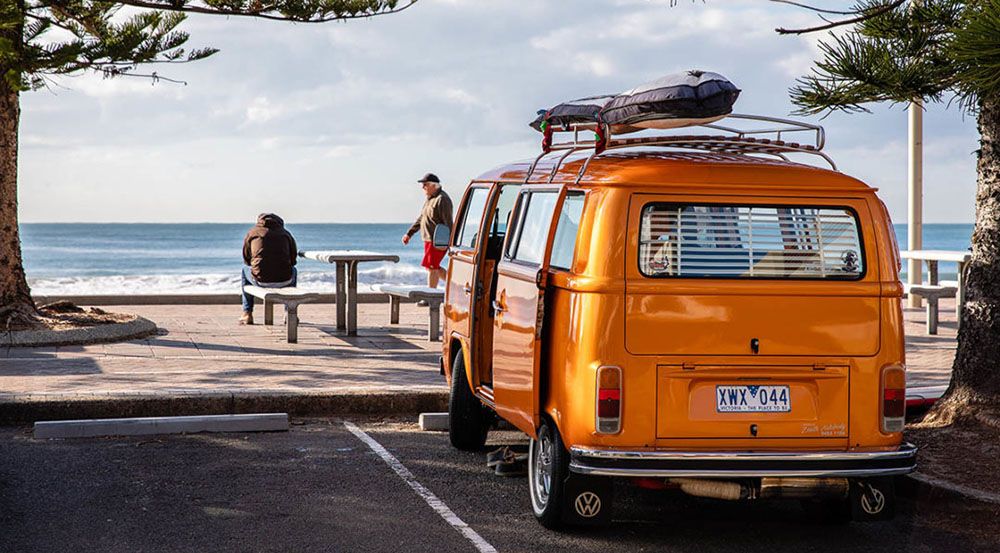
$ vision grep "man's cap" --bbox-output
[417,172,440,184]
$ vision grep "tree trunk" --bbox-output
[0,63,38,328]
[926,94,1000,426]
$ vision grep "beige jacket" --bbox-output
[407,189,454,242]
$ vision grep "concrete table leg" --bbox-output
[428,302,441,342]
[390,297,400,324]
[287,304,299,343]
[264,299,274,326]
[335,262,347,332]
[347,261,359,336]
[927,297,939,335]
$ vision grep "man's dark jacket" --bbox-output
[242,213,297,283]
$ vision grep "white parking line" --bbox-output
[344,421,499,553]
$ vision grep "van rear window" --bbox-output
[639,204,864,279]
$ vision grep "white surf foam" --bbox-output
[28,262,431,295]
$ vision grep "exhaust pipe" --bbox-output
[759,477,849,499]
[667,477,849,501]
[669,478,749,501]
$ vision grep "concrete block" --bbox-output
[34,413,289,439]
[419,412,449,431]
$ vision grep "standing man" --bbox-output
[402,173,453,292]
[241,213,298,325]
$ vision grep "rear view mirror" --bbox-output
[432,223,451,249]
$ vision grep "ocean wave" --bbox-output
[28,263,431,295]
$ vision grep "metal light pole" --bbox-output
[907,99,924,308]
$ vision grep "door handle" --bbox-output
[462,283,472,295]
[492,290,507,314]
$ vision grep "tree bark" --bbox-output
[0,13,39,329]
[926,94,1000,426]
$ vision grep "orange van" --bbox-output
[434,114,915,528]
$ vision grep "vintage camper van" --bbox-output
[435,114,915,528]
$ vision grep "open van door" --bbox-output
[491,186,566,437]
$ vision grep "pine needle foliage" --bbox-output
[787,0,1000,115]
[0,0,412,91]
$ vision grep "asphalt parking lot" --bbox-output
[1,418,998,553]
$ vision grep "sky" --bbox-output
[17,0,980,224]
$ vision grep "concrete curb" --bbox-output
[0,316,158,347]
[34,413,290,439]
[0,391,448,425]
[899,472,1000,506]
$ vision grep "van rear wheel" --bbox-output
[529,419,569,528]
[529,418,613,529]
[448,352,489,451]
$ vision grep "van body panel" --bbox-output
[492,261,545,436]
[625,294,881,356]
[655,364,850,441]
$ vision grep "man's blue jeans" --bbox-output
[241,266,297,313]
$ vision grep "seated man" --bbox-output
[240,213,298,324]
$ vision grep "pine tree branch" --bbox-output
[774,0,907,35]
[104,0,418,23]
[768,1,855,16]
[23,11,78,35]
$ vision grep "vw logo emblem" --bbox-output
[860,486,886,515]
[574,491,602,518]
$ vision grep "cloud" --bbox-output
[245,96,285,124]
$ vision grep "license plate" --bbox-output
[716,385,790,413]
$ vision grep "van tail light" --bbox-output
[881,365,906,433]
[596,366,622,434]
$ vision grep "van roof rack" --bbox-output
[525,113,837,184]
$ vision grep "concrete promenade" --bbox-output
[0,298,959,422]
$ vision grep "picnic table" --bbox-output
[900,249,972,328]
[299,250,400,336]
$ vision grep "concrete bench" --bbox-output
[904,283,957,335]
[242,285,320,343]
[377,285,445,342]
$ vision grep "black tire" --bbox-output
[529,418,571,529]
[448,352,489,451]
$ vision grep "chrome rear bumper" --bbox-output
[569,443,917,478]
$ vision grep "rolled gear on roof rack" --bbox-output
[529,95,615,132]
[530,95,641,152]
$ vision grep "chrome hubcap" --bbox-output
[532,427,554,508]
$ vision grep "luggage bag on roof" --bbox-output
[530,70,740,133]
[600,70,740,130]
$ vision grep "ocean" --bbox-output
[19,223,973,295]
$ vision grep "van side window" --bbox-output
[550,192,586,270]
[490,184,521,240]
[454,188,490,249]
[639,204,865,279]
[507,192,559,265]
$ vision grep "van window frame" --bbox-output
[548,190,587,272]
[504,188,561,268]
[636,201,869,282]
[451,185,492,250]
[487,182,523,243]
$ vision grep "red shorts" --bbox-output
[422,241,447,270]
